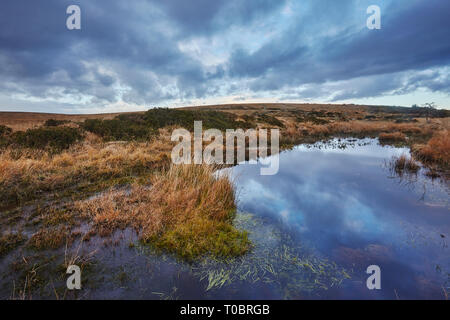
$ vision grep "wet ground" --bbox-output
[1,138,448,299]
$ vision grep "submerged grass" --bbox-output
[194,212,351,297]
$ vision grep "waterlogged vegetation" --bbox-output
[0,232,26,257]
[0,104,448,299]
[75,165,250,261]
[193,213,351,297]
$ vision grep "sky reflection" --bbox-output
[228,138,449,299]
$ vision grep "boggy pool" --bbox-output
[13,138,447,300]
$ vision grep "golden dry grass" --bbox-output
[27,227,73,251]
[0,132,173,206]
[74,164,249,260]
[379,132,407,143]
[412,130,450,167]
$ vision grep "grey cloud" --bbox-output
[0,0,449,112]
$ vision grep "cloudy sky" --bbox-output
[0,0,449,113]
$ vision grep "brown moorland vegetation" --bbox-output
[74,164,249,261]
[0,103,448,299]
[0,103,448,265]
[412,130,449,169]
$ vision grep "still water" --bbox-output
[47,138,449,299]
[224,138,449,299]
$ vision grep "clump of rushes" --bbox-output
[0,232,26,257]
[75,164,250,261]
[379,131,407,144]
[392,154,420,175]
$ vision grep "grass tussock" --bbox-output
[412,130,449,168]
[0,232,26,257]
[27,227,73,251]
[74,164,250,261]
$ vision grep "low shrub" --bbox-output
[82,108,254,141]
[82,118,155,141]
[0,125,12,137]
[143,108,253,131]
[256,113,285,127]
[11,127,84,151]
[0,125,13,148]
[44,119,70,127]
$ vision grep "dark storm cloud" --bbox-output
[155,0,287,35]
[0,0,449,112]
[228,0,450,95]
[0,0,220,106]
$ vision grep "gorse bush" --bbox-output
[143,108,253,131]
[0,125,12,137]
[44,119,70,127]
[0,125,12,148]
[11,127,84,151]
[82,118,156,141]
[82,108,254,141]
[255,113,285,127]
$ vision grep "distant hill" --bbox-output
[1,103,447,131]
